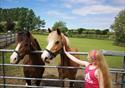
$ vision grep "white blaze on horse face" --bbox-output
[10,43,21,64]
[41,40,54,60]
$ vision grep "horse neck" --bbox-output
[61,34,69,50]
[30,36,41,50]
[60,46,71,66]
[23,37,44,64]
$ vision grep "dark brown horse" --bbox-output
[41,28,79,87]
[10,31,45,87]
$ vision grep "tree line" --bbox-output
[0,7,124,47]
[48,9,125,47]
[0,7,45,32]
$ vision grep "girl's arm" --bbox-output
[63,46,89,66]
[95,69,104,88]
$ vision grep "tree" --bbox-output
[0,8,45,31]
[77,28,86,34]
[5,18,15,32]
[0,23,4,32]
[95,29,102,34]
[33,16,45,29]
[111,10,125,46]
[52,21,68,34]
[102,29,109,35]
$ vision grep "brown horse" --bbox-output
[41,28,79,87]
[10,31,45,87]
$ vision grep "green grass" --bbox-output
[33,34,125,52]
[1,34,124,68]
[33,34,125,68]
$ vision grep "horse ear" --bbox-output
[57,28,61,35]
[26,31,31,37]
[48,28,52,33]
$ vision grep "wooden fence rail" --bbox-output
[0,32,15,48]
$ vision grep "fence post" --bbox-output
[5,34,7,47]
[121,56,125,88]
[2,52,6,88]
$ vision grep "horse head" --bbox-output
[10,31,37,64]
[41,28,69,63]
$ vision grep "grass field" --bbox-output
[32,34,125,68]
[2,34,125,68]
[0,34,124,88]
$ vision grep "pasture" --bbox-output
[33,34,125,68]
[0,34,124,88]
[3,34,124,68]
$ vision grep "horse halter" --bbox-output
[13,50,20,58]
[45,47,63,59]
[12,50,21,64]
[45,40,64,59]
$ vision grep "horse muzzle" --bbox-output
[41,49,56,64]
[10,50,21,64]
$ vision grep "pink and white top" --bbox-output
[84,64,99,88]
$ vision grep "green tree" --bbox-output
[95,29,102,34]
[102,29,109,35]
[52,21,68,34]
[5,18,15,32]
[33,16,45,29]
[0,8,45,31]
[77,28,86,34]
[111,9,125,46]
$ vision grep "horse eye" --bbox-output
[25,44,28,46]
[55,41,59,44]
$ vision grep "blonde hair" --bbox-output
[89,50,112,88]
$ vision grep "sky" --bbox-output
[0,0,125,30]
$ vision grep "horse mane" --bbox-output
[61,34,70,51]
[16,31,25,43]
[31,38,41,50]
[28,33,41,50]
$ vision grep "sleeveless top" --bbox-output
[84,64,99,88]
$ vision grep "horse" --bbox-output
[41,28,79,87]
[10,31,45,87]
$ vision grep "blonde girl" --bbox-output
[63,47,112,88]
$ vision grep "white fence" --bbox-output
[0,49,125,88]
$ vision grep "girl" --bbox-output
[63,47,112,88]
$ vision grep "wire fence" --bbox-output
[0,49,125,88]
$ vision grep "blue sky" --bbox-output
[1,0,125,30]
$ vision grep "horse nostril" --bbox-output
[10,58,16,64]
[45,57,48,60]
[14,58,17,61]
[44,57,50,64]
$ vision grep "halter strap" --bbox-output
[45,35,65,58]
[45,47,63,59]
[14,50,20,56]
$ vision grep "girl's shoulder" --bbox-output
[94,69,102,78]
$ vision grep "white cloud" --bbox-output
[62,0,105,8]
[63,3,72,8]
[113,0,125,5]
[68,0,102,5]
[46,10,76,20]
[72,5,122,16]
